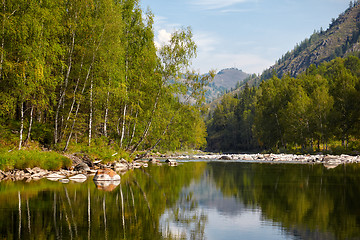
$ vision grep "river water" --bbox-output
[1,161,360,239]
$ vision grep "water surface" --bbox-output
[1,161,360,239]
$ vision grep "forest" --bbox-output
[207,56,360,153]
[0,0,213,158]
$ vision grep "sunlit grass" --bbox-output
[0,150,72,171]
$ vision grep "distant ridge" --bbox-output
[204,68,249,102]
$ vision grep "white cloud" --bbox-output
[158,29,171,43]
[192,0,254,10]
[194,32,219,53]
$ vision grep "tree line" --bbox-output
[207,56,360,153]
[0,0,213,155]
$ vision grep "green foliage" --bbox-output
[207,56,360,153]
[0,0,212,160]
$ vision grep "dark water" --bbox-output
[1,162,360,239]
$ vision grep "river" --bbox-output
[1,161,360,239]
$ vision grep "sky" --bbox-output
[140,0,350,75]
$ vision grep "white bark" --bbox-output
[88,77,93,146]
[54,30,76,145]
[104,78,110,137]
[25,105,34,143]
[18,101,24,150]
[119,104,127,148]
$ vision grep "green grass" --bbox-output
[0,150,72,171]
[61,136,130,163]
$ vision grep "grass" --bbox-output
[0,150,72,171]
[58,136,130,163]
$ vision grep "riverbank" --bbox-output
[1,152,359,182]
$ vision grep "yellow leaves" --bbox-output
[35,62,44,82]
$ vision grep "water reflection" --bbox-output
[0,162,360,239]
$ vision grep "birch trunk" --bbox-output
[88,77,93,146]
[54,30,76,145]
[25,105,34,143]
[126,108,138,150]
[119,103,127,148]
[63,60,92,151]
[18,101,24,150]
[104,78,110,137]
[130,90,160,153]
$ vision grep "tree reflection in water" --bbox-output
[1,162,360,239]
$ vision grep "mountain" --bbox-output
[261,2,360,80]
[204,68,249,102]
[207,3,360,105]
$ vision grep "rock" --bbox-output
[149,158,160,163]
[219,155,232,160]
[111,161,128,172]
[24,168,34,174]
[93,168,120,181]
[69,174,87,182]
[133,162,142,168]
[46,173,66,181]
[74,162,90,172]
[82,154,94,168]
[165,159,175,163]
[0,170,5,178]
[241,155,254,161]
[32,167,43,173]
[165,159,178,166]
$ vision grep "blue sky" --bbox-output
[140,0,350,74]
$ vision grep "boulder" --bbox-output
[149,158,160,163]
[241,155,254,161]
[111,161,128,172]
[74,162,90,172]
[132,161,142,168]
[46,173,66,181]
[219,155,232,160]
[165,159,178,166]
[93,168,120,181]
[82,154,94,167]
[69,174,87,182]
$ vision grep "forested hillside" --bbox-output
[232,1,360,90]
[207,56,360,153]
[266,1,360,79]
[207,2,360,153]
[0,0,213,155]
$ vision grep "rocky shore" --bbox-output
[1,153,359,183]
[178,153,360,167]
[0,156,154,183]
